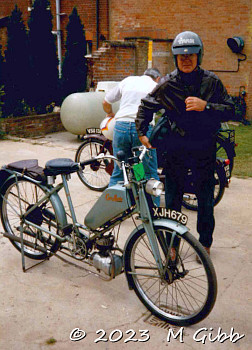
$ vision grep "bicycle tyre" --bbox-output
[182,168,225,211]
[75,138,113,191]
[124,224,217,326]
[0,177,61,260]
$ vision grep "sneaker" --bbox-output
[196,246,210,264]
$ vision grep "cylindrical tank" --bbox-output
[60,91,120,136]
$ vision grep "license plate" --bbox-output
[224,165,230,178]
[152,207,188,225]
[229,130,235,143]
[86,128,101,134]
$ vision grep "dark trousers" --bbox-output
[164,142,216,248]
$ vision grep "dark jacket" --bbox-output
[136,68,235,143]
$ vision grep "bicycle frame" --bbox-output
[1,148,185,278]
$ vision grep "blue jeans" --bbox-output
[109,121,159,187]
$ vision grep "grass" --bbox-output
[229,123,252,178]
[45,337,57,345]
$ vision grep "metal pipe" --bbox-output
[56,0,62,77]
[96,0,100,49]
[210,54,247,74]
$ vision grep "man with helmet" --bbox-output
[136,31,235,257]
[102,68,161,187]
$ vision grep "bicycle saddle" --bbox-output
[44,158,79,176]
[6,159,45,181]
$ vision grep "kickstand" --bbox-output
[19,224,50,272]
[3,227,50,272]
[21,258,50,273]
[19,224,26,272]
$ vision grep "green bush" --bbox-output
[61,7,87,101]
[27,0,59,114]
[3,5,30,118]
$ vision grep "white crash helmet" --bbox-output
[100,116,115,140]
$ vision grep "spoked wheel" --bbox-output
[124,224,217,326]
[75,138,113,191]
[0,178,61,260]
[182,169,225,211]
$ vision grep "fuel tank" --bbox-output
[60,89,119,135]
[84,184,132,230]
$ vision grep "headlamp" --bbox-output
[145,179,164,197]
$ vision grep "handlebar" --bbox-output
[79,153,117,169]
[79,146,148,170]
[138,145,148,162]
[78,146,148,188]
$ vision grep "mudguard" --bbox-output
[0,168,12,191]
[216,159,229,184]
[123,219,189,289]
[84,134,113,154]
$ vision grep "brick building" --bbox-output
[0,0,251,118]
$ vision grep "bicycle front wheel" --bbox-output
[75,138,113,191]
[0,178,61,260]
[124,224,217,326]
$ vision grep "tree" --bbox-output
[0,45,4,86]
[28,0,59,113]
[0,45,5,117]
[3,5,30,117]
[61,7,87,100]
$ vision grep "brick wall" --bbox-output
[87,39,170,88]
[108,0,252,118]
[98,0,109,43]
[152,40,173,77]
[0,113,65,138]
[0,0,30,52]
[87,41,138,88]
[0,0,108,55]
[59,0,97,51]
[0,0,251,117]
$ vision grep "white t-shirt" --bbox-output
[104,75,157,122]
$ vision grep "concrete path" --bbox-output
[0,132,251,350]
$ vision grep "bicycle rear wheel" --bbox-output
[182,168,225,211]
[75,138,113,191]
[0,177,61,260]
[124,224,217,326]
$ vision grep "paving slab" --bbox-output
[0,132,251,350]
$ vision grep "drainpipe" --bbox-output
[96,0,99,49]
[56,0,62,77]
[107,0,109,40]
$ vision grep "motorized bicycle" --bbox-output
[75,126,236,210]
[0,146,217,326]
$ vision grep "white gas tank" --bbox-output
[60,82,119,136]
